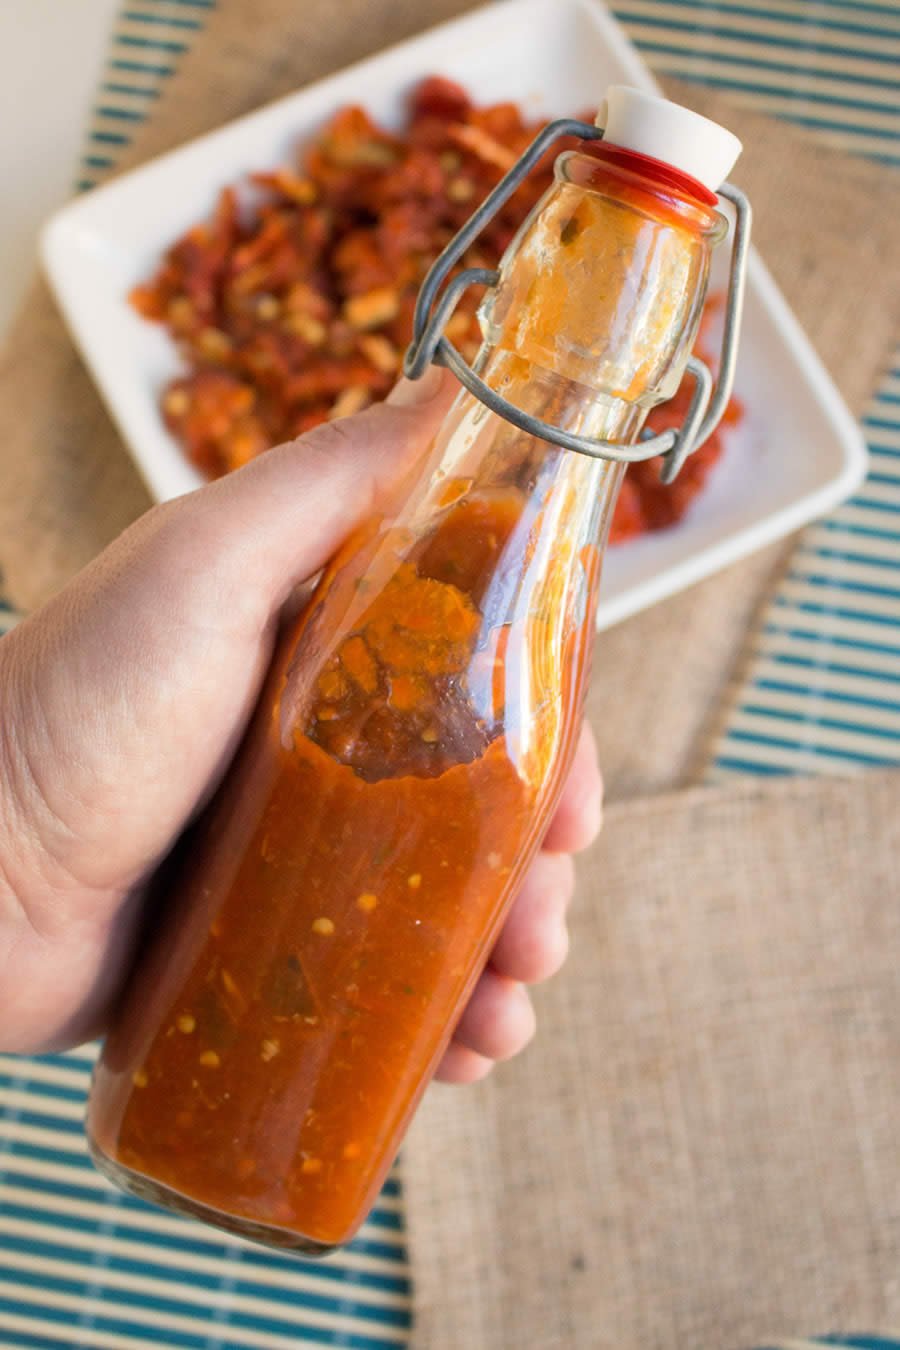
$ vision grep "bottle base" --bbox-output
[88,1137,339,1257]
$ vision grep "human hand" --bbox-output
[0,369,603,1073]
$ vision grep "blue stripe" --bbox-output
[632,66,900,118]
[844,495,900,516]
[862,416,900,431]
[0,1140,98,1172]
[754,677,900,716]
[0,1330,108,1350]
[816,1339,900,1349]
[767,652,900,688]
[94,105,147,122]
[790,570,900,601]
[712,756,793,776]
[0,1200,408,1294]
[110,57,176,74]
[0,1296,208,1350]
[0,1073,85,1103]
[820,519,900,545]
[83,154,116,168]
[615,0,900,42]
[115,33,188,53]
[753,111,900,141]
[6,1165,403,1240]
[614,9,900,65]
[102,81,161,97]
[813,0,900,14]
[91,130,131,145]
[724,728,895,766]
[0,1284,403,1350]
[0,1235,410,1329]
[0,1191,409,1295]
[628,37,900,92]
[28,1052,94,1072]
[739,701,900,742]
[142,0,215,7]
[3,1107,84,1134]
[364,1207,403,1232]
[772,596,900,629]
[810,546,900,573]
[6,1172,112,1206]
[867,444,900,461]
[764,621,900,660]
[120,9,203,28]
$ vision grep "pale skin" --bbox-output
[0,368,602,1082]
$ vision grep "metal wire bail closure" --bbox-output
[403,118,752,484]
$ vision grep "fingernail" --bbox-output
[386,365,445,407]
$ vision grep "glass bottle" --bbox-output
[88,93,734,1253]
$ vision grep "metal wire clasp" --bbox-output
[403,119,751,484]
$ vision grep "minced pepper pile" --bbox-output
[131,74,741,542]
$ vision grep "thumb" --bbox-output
[0,365,457,907]
[164,365,457,620]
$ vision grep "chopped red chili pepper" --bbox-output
[132,76,741,538]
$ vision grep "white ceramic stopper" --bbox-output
[595,85,742,193]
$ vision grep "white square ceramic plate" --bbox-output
[40,0,867,630]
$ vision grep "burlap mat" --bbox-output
[405,766,900,1349]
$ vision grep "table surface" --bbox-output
[1,3,899,1348]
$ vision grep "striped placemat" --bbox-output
[1,2,899,1346]
[711,370,900,777]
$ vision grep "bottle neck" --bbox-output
[428,342,632,582]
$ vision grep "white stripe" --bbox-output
[0,1056,90,1091]
[642,46,900,107]
[874,375,900,401]
[837,506,900,534]
[753,628,900,678]
[741,681,900,733]
[620,0,900,53]
[0,1184,409,1257]
[0,1274,404,1350]
[0,1303,328,1350]
[775,1340,841,1350]
[777,574,900,619]
[0,1252,409,1344]
[114,17,193,47]
[637,76,900,154]
[801,523,900,562]
[712,735,864,776]
[0,1088,84,1121]
[65,1042,100,1063]
[0,1214,410,1312]
[0,1312,166,1350]
[864,422,900,450]
[0,1120,91,1155]
[1,1151,110,1191]
[752,654,900,705]
[643,57,900,132]
[626,21,900,85]
[626,0,900,27]
[727,706,900,758]
[791,554,900,593]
